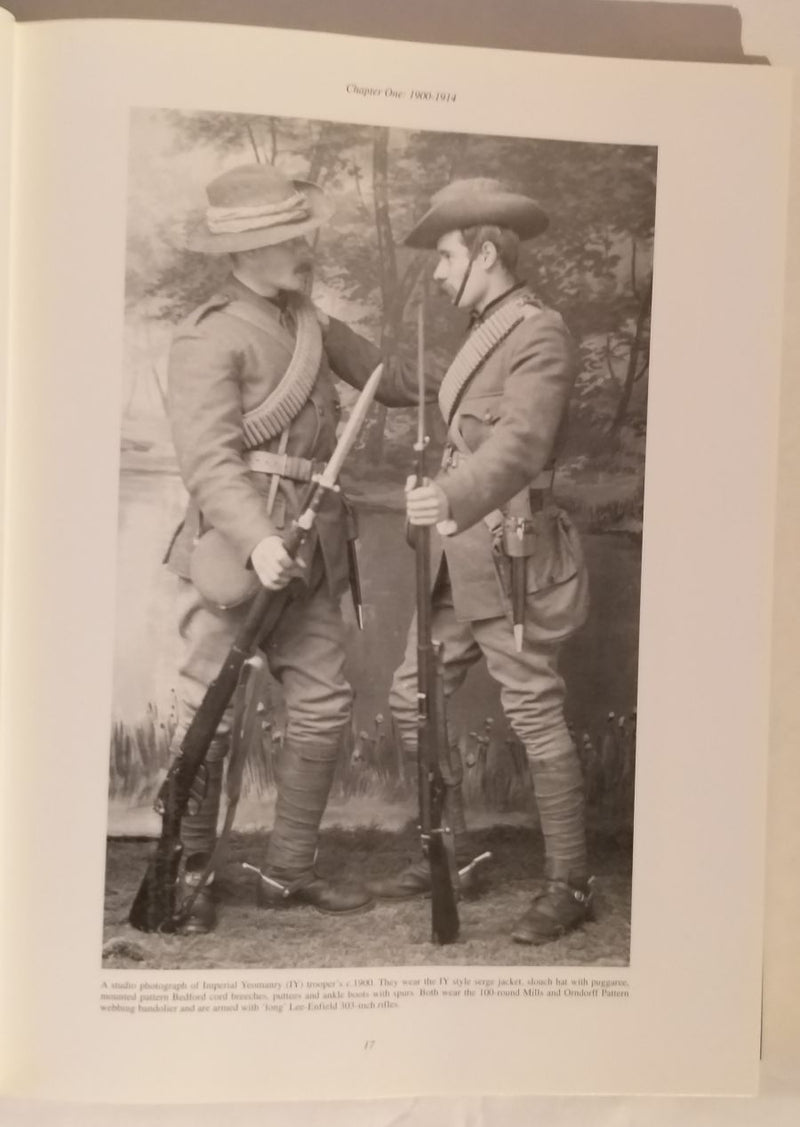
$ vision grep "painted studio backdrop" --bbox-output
[106,109,654,964]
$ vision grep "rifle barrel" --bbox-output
[413,296,459,945]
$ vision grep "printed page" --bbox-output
[1,16,790,1101]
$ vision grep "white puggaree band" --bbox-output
[206,192,310,234]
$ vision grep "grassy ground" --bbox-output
[103,823,631,970]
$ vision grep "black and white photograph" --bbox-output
[100,106,655,970]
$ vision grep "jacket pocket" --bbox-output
[455,392,503,449]
[457,392,503,425]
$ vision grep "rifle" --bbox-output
[129,362,385,933]
[413,300,459,945]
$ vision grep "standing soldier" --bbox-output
[164,163,379,932]
[330,178,593,944]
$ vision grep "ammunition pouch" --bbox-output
[189,527,261,610]
[490,499,580,598]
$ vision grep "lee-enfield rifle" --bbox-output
[129,362,385,933]
[412,301,459,945]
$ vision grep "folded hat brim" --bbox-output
[404,192,549,249]
[186,180,331,254]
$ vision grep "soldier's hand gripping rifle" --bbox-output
[129,362,385,933]
[413,301,459,945]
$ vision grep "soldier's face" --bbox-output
[432,230,489,310]
[234,237,314,295]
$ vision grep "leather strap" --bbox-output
[438,297,542,425]
[224,294,323,449]
[245,449,321,481]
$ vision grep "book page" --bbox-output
[1,17,790,1102]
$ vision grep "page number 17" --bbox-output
[364,1040,376,1051]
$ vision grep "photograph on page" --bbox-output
[102,106,654,973]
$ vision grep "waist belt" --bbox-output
[245,450,322,482]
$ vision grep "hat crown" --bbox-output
[430,177,511,208]
[206,164,298,209]
[404,177,549,248]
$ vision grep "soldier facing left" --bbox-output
[163,163,390,933]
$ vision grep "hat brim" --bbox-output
[404,192,549,249]
[185,180,331,254]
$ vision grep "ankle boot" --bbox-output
[511,862,594,945]
[256,737,372,914]
[251,866,373,914]
[367,835,489,900]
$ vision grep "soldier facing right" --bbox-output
[327,178,594,943]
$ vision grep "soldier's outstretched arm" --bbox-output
[322,314,435,407]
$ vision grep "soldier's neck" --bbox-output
[473,269,520,312]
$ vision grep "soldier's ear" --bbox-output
[480,240,499,270]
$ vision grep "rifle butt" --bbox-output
[128,841,183,933]
[428,839,460,944]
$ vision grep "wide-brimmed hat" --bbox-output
[404,178,549,249]
[186,163,331,254]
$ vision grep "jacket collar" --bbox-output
[468,281,527,330]
[225,273,291,318]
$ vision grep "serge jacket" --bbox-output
[325,286,589,638]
